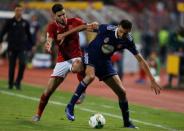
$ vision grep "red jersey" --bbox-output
[47,18,85,62]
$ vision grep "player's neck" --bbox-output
[55,20,66,28]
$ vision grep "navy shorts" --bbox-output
[83,49,117,81]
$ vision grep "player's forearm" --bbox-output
[62,25,87,37]
[46,37,53,45]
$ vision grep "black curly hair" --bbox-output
[119,19,132,30]
[52,3,64,14]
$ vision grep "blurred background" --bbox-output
[0,0,184,88]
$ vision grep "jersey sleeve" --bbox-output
[46,23,55,39]
[97,24,108,33]
[126,34,139,55]
[97,24,116,34]
[73,18,86,26]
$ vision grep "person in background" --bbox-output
[136,29,155,84]
[0,4,33,90]
[158,27,169,66]
[167,26,184,87]
[147,51,161,83]
[27,14,40,68]
[111,51,124,79]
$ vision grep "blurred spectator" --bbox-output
[158,26,169,65]
[136,29,155,84]
[168,26,184,54]
[0,4,33,90]
[141,29,155,59]
[27,14,40,68]
[111,51,124,79]
[147,51,161,83]
[167,26,184,87]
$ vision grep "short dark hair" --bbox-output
[119,19,132,30]
[15,4,22,8]
[52,3,64,14]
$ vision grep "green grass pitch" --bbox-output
[0,80,184,131]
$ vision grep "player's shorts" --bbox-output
[83,49,117,81]
[51,57,81,78]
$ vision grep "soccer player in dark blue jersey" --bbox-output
[64,19,161,128]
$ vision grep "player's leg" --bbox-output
[15,51,27,89]
[65,65,95,121]
[32,77,64,122]
[70,58,84,73]
[103,75,137,128]
[71,58,86,104]
[32,61,70,121]
[8,51,17,89]
[76,71,86,104]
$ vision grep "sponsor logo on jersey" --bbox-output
[104,37,109,43]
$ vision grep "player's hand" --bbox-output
[57,34,65,45]
[150,80,161,95]
[45,42,52,53]
[87,22,99,31]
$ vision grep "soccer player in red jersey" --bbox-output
[32,3,96,122]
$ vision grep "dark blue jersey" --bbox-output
[87,24,138,59]
[84,24,139,81]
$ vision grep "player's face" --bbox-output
[117,26,130,38]
[55,10,67,25]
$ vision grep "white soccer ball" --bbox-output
[88,113,106,129]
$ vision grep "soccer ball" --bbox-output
[88,113,106,129]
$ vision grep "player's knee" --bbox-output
[71,60,83,73]
[86,73,95,82]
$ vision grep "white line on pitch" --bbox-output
[0,90,178,131]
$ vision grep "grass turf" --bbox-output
[0,80,184,131]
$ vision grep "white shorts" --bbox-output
[51,57,81,78]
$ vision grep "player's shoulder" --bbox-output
[106,24,116,31]
[68,17,83,22]
[100,24,116,31]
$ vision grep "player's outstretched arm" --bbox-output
[57,22,99,45]
[135,53,161,95]
[58,22,99,40]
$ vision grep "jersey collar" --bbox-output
[115,27,118,39]
[55,20,66,28]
